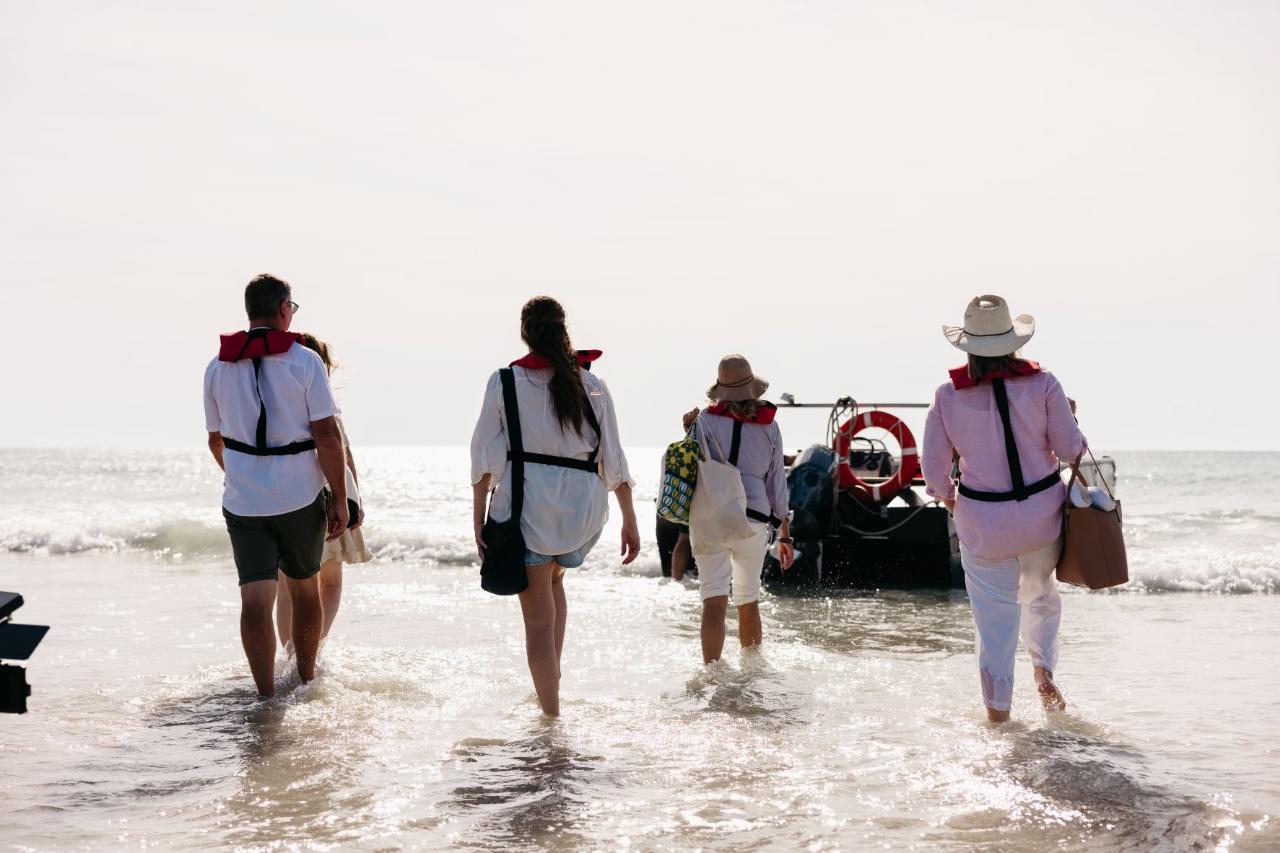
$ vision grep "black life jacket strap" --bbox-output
[745,508,783,527]
[222,437,317,456]
[511,452,599,472]
[958,471,1060,503]
[253,356,269,449]
[725,420,777,524]
[507,384,603,472]
[582,393,602,464]
[992,378,1027,497]
[729,420,743,466]
[957,377,1057,503]
[222,329,316,458]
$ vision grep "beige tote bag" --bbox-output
[1056,449,1129,589]
[689,416,756,550]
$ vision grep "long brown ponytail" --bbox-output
[520,296,588,434]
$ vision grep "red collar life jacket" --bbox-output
[705,401,778,425]
[949,360,1041,390]
[510,349,602,370]
[218,329,304,362]
[214,329,315,458]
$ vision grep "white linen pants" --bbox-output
[693,521,769,604]
[960,538,1062,712]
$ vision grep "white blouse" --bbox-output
[470,366,634,556]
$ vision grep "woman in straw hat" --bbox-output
[921,296,1087,722]
[471,297,641,717]
[682,354,794,664]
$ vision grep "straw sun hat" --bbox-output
[942,295,1035,357]
[708,354,769,402]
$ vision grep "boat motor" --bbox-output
[788,444,837,543]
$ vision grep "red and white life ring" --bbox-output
[834,410,920,503]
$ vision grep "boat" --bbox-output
[760,396,1116,591]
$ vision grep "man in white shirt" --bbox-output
[203,274,349,698]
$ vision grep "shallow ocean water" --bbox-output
[1,448,1278,850]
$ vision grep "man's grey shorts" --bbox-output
[223,492,327,586]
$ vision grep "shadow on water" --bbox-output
[938,716,1247,852]
[44,680,264,814]
[766,589,973,658]
[123,673,382,849]
[1019,724,1238,850]
[445,722,607,851]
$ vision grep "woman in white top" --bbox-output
[276,334,372,651]
[682,354,794,664]
[471,297,641,716]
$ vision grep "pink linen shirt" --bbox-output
[921,370,1086,561]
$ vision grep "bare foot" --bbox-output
[1034,667,1067,712]
[986,707,1010,723]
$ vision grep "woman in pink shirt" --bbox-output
[921,296,1086,723]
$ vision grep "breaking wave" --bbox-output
[3,513,1276,593]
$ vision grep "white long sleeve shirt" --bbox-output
[470,366,633,555]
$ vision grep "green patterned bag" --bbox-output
[658,425,703,525]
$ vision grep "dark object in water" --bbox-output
[763,444,962,591]
[0,592,49,714]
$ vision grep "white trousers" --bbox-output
[693,522,769,604]
[960,539,1062,712]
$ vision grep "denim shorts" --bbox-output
[524,529,602,568]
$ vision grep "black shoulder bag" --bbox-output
[480,368,530,595]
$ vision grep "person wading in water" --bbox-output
[203,274,349,697]
[470,296,641,716]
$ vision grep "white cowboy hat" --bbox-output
[708,354,769,402]
[942,295,1035,357]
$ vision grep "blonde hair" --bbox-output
[299,333,336,376]
[705,387,760,420]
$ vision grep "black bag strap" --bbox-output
[499,368,524,520]
[729,420,743,466]
[992,378,1029,501]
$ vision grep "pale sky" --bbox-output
[2,1,1278,451]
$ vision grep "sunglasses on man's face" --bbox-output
[285,300,300,314]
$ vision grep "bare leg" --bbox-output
[701,595,729,664]
[1034,665,1067,712]
[987,706,1011,723]
[318,559,343,638]
[518,562,560,716]
[284,574,323,682]
[737,601,762,650]
[551,567,567,673]
[672,533,692,581]
[274,570,294,652]
[240,580,278,697]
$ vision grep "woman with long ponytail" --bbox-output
[470,297,640,717]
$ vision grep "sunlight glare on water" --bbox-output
[1,448,1278,850]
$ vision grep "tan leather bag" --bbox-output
[1057,450,1128,589]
